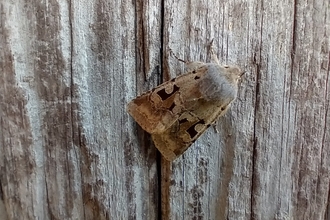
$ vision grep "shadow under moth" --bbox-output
[127,45,243,161]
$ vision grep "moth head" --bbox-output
[223,65,244,83]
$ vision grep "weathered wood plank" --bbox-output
[288,0,330,219]
[1,0,329,219]
[1,1,78,219]
[162,1,254,219]
[0,0,161,219]
[162,0,330,219]
[71,0,161,218]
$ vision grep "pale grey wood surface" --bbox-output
[0,0,160,219]
[162,1,330,219]
[0,0,329,220]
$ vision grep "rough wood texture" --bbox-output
[1,0,160,219]
[0,0,329,220]
[162,0,330,219]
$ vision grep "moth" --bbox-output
[127,45,243,161]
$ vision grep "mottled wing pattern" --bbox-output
[127,65,209,134]
[127,60,241,161]
[151,96,231,161]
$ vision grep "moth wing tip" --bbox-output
[151,134,178,161]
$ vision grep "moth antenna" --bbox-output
[209,39,220,65]
[212,122,220,133]
[169,49,187,64]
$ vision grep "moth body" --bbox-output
[198,64,239,103]
[127,50,242,161]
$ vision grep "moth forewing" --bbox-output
[127,54,242,161]
[127,64,209,134]
[151,101,232,161]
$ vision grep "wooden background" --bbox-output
[1,0,329,219]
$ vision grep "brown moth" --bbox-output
[127,46,243,161]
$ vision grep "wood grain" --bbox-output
[162,0,330,219]
[0,0,161,219]
[0,0,329,219]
